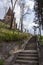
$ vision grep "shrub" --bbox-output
[0,60,4,65]
[0,28,30,42]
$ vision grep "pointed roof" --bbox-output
[6,7,13,16]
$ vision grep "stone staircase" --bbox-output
[15,50,38,65]
[14,36,39,65]
[25,36,37,50]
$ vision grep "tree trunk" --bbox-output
[10,14,14,29]
[39,24,41,37]
[21,18,23,32]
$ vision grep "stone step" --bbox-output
[17,56,38,60]
[25,47,37,50]
[19,50,38,52]
[19,52,38,55]
[14,36,39,65]
[16,57,38,61]
[14,63,38,65]
[18,55,38,57]
[19,50,38,54]
[25,45,37,50]
[15,60,38,64]
[25,46,37,47]
[18,54,38,57]
[25,44,37,47]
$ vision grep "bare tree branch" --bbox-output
[11,0,13,10]
[13,0,18,10]
[23,12,30,16]
[11,0,18,11]
[10,0,18,29]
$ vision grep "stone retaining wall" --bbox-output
[3,53,19,65]
[0,40,23,59]
[0,38,29,59]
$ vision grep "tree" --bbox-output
[34,0,43,36]
[10,0,18,29]
[18,0,29,32]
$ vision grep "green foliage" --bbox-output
[38,36,43,44]
[40,36,43,44]
[0,21,10,28]
[0,60,4,65]
[0,21,31,42]
[0,28,30,42]
[34,0,43,26]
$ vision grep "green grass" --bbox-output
[0,28,31,42]
[0,21,31,42]
[0,21,10,28]
[0,60,4,65]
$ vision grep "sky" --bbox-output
[0,0,43,35]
